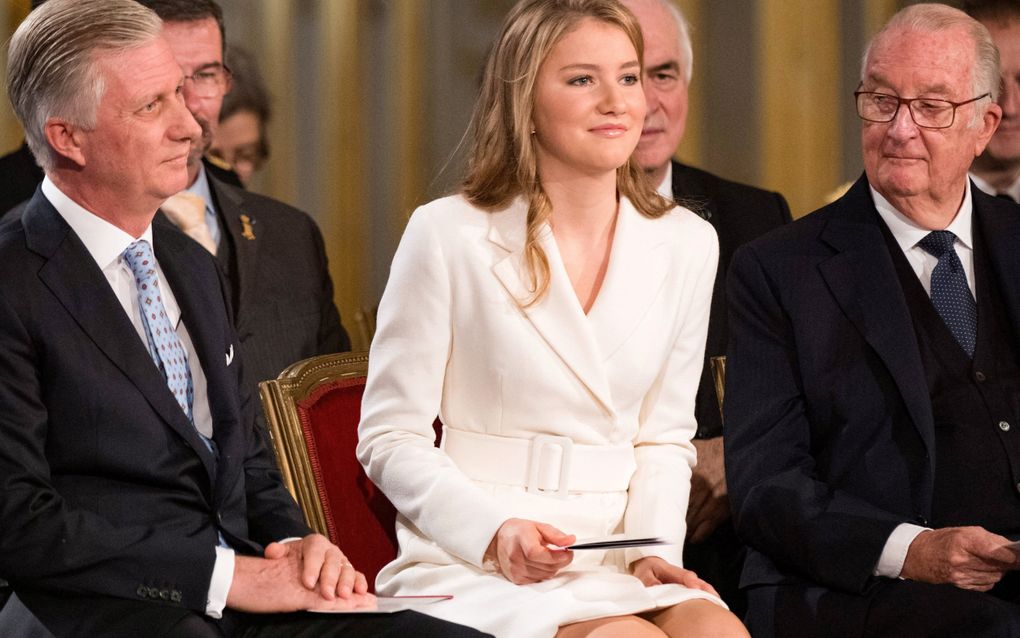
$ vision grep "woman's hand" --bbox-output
[632,556,719,596]
[485,518,575,584]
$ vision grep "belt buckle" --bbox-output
[527,434,573,498]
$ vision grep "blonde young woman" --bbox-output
[357,1,748,636]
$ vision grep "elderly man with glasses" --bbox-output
[724,4,1020,636]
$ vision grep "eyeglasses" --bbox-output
[854,91,990,129]
[182,64,232,98]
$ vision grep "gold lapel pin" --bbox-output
[239,214,256,241]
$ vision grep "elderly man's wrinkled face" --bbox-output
[860,26,999,221]
[622,0,688,187]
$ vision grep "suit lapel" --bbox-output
[155,226,241,490]
[209,176,259,326]
[25,196,218,480]
[489,199,615,414]
[586,197,670,360]
[974,188,1020,347]
[817,178,935,457]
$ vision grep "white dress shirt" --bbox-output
[656,162,674,200]
[869,183,976,578]
[41,177,234,617]
[186,163,222,249]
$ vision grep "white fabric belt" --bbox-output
[441,426,635,496]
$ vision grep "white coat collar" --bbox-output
[487,195,671,416]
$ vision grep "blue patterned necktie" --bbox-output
[918,230,977,357]
[123,240,194,419]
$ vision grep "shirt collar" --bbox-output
[870,181,973,253]
[41,176,153,271]
[656,162,674,200]
[187,162,215,212]
[969,171,1020,202]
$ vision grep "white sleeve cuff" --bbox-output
[873,523,929,578]
[205,546,235,618]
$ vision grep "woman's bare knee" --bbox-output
[556,614,667,638]
[645,599,749,638]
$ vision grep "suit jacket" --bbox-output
[725,176,1020,596]
[0,192,309,628]
[670,161,791,439]
[0,142,43,216]
[189,171,349,393]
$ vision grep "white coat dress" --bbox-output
[357,193,721,637]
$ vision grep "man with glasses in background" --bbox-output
[135,0,350,433]
[725,4,1020,636]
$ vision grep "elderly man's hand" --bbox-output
[686,436,730,543]
[226,534,375,613]
[900,527,1017,591]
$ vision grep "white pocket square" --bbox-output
[225,344,234,366]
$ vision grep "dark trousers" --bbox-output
[746,574,1020,638]
[13,591,489,638]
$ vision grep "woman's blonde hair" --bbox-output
[462,0,673,304]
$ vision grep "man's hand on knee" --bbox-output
[226,535,375,613]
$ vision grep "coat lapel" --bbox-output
[488,199,615,414]
[25,196,218,480]
[816,178,935,458]
[585,197,671,360]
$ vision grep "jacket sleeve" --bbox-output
[356,206,511,568]
[724,243,904,593]
[0,290,217,612]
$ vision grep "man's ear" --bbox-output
[43,118,87,167]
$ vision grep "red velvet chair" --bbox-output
[259,351,439,591]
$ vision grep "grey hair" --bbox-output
[860,2,1001,112]
[6,0,163,171]
[661,0,693,85]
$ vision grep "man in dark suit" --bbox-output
[621,0,791,616]
[726,5,1020,636]
[0,2,484,636]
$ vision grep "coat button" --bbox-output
[975,370,987,382]
[159,588,170,600]
[1000,421,1011,432]
[171,590,182,603]
[136,585,147,599]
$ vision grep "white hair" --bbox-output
[861,2,1000,109]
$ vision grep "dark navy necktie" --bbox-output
[918,230,976,357]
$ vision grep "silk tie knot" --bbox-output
[917,229,956,259]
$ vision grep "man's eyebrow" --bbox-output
[647,61,680,74]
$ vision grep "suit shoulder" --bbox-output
[674,162,785,202]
